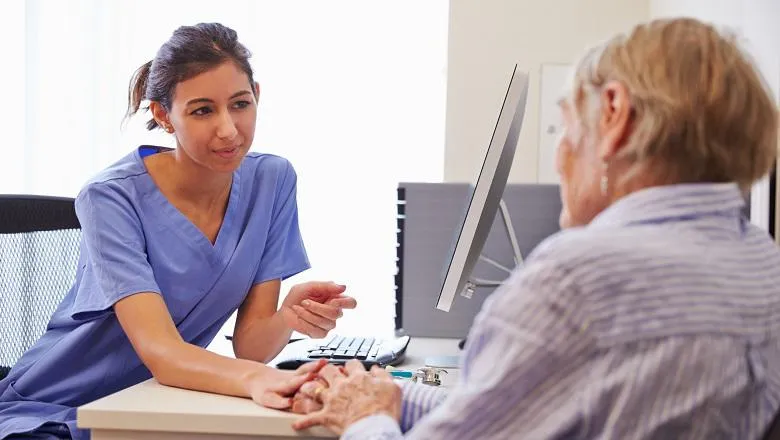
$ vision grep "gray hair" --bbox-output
[567,17,778,191]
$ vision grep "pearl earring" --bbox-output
[600,161,609,196]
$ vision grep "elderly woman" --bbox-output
[290,17,780,439]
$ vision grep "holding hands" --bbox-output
[248,359,328,409]
[290,360,402,435]
[281,281,357,338]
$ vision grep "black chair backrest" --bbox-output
[0,195,81,380]
[0,195,80,233]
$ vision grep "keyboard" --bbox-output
[274,334,411,370]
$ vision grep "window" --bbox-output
[3,0,449,336]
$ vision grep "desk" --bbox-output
[77,337,460,439]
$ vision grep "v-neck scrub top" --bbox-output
[0,146,310,439]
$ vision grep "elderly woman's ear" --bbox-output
[597,80,633,162]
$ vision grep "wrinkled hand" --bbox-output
[292,360,402,435]
[281,281,357,338]
[291,377,327,414]
[291,391,323,415]
[250,360,327,409]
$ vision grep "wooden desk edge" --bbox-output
[77,393,335,438]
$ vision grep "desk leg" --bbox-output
[90,429,329,440]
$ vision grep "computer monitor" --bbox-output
[436,65,530,312]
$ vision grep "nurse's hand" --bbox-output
[281,281,357,338]
[250,360,327,409]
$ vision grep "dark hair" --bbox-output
[125,22,255,130]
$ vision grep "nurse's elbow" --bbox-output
[232,339,252,361]
[151,368,179,388]
[232,337,273,364]
[138,341,181,382]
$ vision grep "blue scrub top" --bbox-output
[0,146,310,439]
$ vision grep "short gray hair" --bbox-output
[567,18,778,190]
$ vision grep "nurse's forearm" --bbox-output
[115,292,279,399]
[150,341,280,398]
[233,311,293,363]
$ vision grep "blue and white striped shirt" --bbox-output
[345,183,780,439]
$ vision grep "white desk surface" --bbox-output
[77,336,461,440]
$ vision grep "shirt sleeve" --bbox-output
[398,382,449,432]
[253,161,310,284]
[394,261,594,439]
[343,414,404,440]
[70,181,162,321]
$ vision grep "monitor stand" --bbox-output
[425,199,523,368]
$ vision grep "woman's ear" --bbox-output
[253,82,260,99]
[597,80,632,161]
[149,101,171,129]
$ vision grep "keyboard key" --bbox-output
[318,336,335,349]
[327,337,343,350]
[309,352,331,359]
[359,338,374,351]
[333,352,353,359]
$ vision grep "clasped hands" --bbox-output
[248,360,401,434]
[290,359,403,435]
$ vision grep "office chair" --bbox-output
[0,195,81,381]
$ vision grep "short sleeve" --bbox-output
[71,182,161,320]
[253,162,310,284]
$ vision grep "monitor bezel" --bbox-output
[435,65,530,312]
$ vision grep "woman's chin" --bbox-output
[208,156,245,174]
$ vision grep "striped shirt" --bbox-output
[344,183,780,439]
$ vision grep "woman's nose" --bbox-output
[216,113,238,140]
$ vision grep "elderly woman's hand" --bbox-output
[291,391,323,414]
[292,360,402,434]
[291,376,327,414]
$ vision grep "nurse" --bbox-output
[0,22,355,439]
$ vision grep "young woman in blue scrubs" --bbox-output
[0,22,355,439]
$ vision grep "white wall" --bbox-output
[649,0,780,104]
[444,0,649,184]
[649,0,780,231]
[0,1,25,190]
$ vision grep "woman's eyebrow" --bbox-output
[185,90,252,106]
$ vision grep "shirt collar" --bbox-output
[589,183,747,228]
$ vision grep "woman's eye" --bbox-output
[233,100,251,110]
[191,107,212,116]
